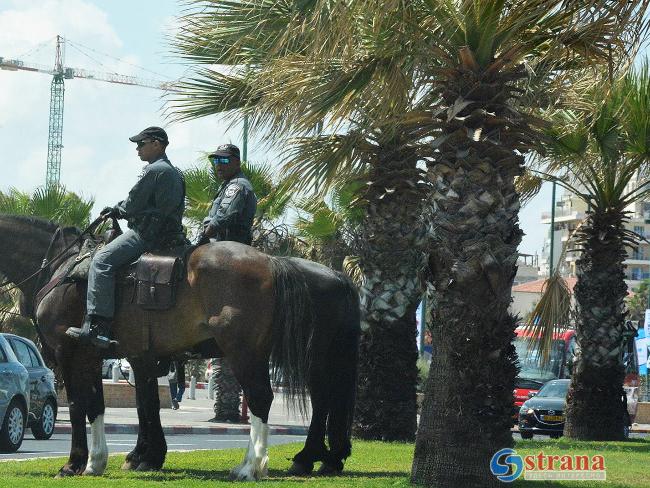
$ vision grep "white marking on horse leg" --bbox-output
[83,414,108,476]
[230,414,269,480]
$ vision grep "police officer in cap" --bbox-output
[66,126,186,349]
[199,144,257,245]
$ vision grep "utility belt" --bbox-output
[217,226,252,245]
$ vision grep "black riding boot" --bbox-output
[65,315,118,349]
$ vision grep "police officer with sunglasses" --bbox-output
[199,144,257,245]
[66,126,186,349]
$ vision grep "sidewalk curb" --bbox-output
[54,424,647,436]
[54,424,308,436]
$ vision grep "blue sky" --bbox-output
[0,0,551,256]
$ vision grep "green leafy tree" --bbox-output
[627,279,650,322]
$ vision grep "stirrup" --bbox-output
[90,334,118,349]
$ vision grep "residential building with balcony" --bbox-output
[539,189,650,290]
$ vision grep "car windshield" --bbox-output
[514,337,565,382]
[536,381,569,398]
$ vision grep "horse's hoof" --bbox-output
[135,461,162,472]
[55,465,84,478]
[122,459,140,471]
[317,462,343,476]
[287,460,313,476]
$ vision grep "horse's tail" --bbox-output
[326,274,360,464]
[268,257,314,415]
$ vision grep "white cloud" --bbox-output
[0,0,121,58]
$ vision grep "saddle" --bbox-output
[64,236,189,311]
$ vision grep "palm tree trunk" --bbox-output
[352,148,428,442]
[412,79,524,485]
[354,301,420,441]
[564,209,628,440]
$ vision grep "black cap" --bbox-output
[129,126,169,144]
[209,144,240,159]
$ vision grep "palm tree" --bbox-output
[171,0,431,441]
[170,0,648,457]
[0,185,94,228]
[527,65,650,440]
[401,1,648,485]
[294,182,363,272]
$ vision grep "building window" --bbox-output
[634,225,645,237]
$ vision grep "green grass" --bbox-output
[0,439,648,487]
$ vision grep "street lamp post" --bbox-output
[549,181,557,276]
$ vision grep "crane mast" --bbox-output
[46,36,65,188]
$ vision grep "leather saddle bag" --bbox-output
[134,253,184,310]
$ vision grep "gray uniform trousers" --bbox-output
[86,229,151,318]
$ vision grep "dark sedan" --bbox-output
[518,379,570,439]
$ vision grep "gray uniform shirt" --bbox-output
[204,171,257,244]
[115,157,185,243]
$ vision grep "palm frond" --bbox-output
[522,220,587,363]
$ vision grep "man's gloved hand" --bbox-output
[100,206,117,220]
[195,234,210,246]
[203,223,217,238]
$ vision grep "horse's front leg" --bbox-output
[54,345,95,477]
[83,369,108,475]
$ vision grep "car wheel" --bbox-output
[0,399,26,453]
[31,399,57,440]
[549,432,562,439]
[520,431,533,440]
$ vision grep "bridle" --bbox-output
[0,216,105,295]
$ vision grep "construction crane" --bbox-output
[0,35,173,187]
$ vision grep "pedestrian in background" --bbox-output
[168,360,186,410]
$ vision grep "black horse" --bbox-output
[0,215,359,479]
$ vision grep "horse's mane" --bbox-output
[0,214,77,234]
[0,214,57,230]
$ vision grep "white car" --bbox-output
[101,359,131,379]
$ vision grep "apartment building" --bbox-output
[540,190,650,289]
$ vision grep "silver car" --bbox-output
[0,334,29,452]
[2,334,58,440]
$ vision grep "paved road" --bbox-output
[0,433,306,461]
[512,432,648,440]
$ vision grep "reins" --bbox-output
[0,216,105,295]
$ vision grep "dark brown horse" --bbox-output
[0,215,359,479]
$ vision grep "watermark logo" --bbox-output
[490,448,523,483]
[490,448,606,482]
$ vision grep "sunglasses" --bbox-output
[209,156,231,165]
[136,139,155,148]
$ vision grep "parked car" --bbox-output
[102,358,131,379]
[2,334,57,441]
[0,334,29,452]
[519,378,632,440]
[518,379,570,439]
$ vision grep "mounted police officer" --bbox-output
[199,144,257,245]
[66,126,186,349]
[199,144,256,422]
